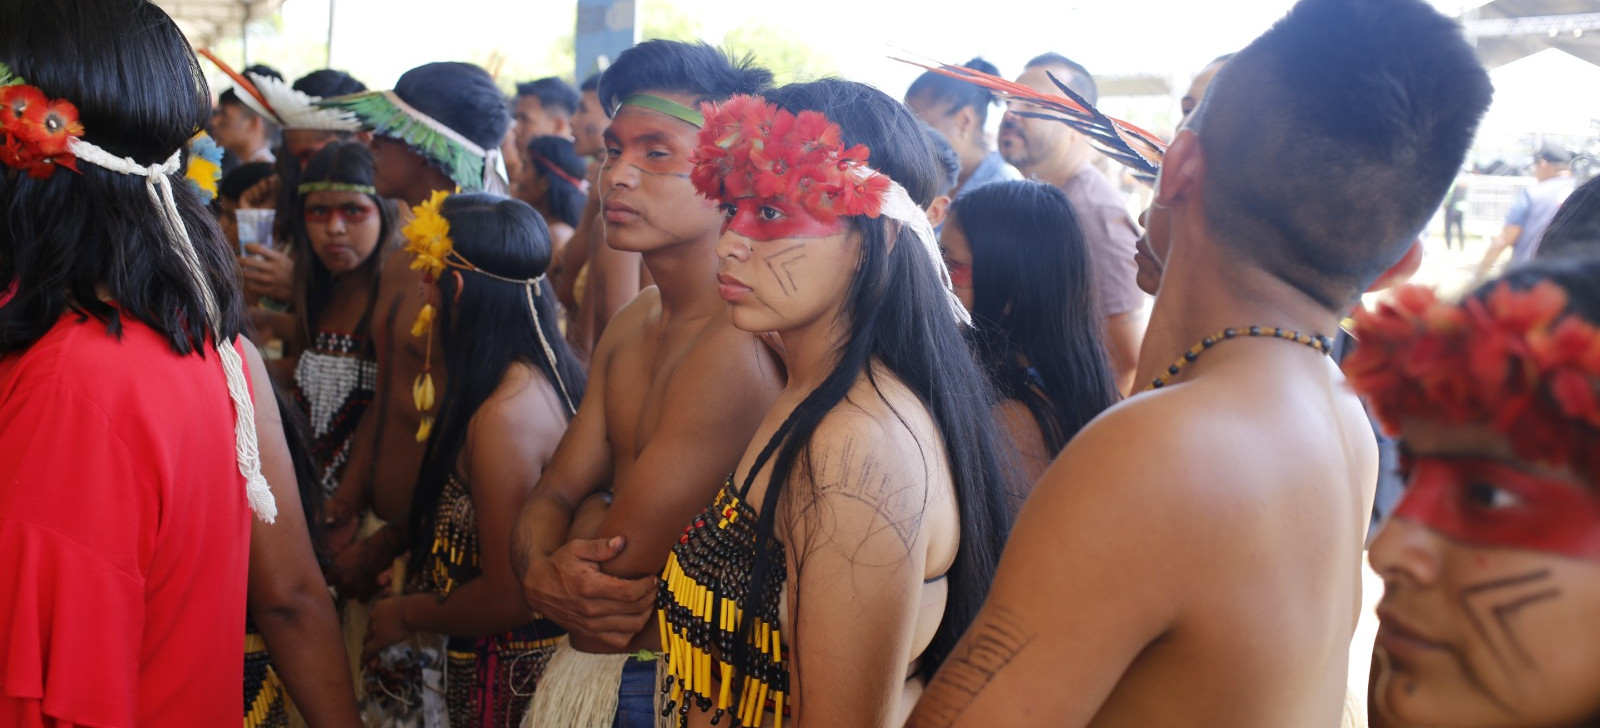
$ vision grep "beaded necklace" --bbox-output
[658,414,802,728]
[1145,326,1333,391]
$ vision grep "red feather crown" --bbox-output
[690,95,892,221]
[1344,281,1600,483]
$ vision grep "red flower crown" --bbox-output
[1343,281,1600,483]
[690,94,891,220]
[0,67,85,179]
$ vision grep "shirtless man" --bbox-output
[908,0,1492,726]
[317,61,510,590]
[509,40,780,727]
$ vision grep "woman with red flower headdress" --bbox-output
[1352,255,1600,728]
[655,79,1013,728]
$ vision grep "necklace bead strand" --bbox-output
[1146,326,1334,391]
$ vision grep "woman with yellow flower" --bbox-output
[362,191,586,726]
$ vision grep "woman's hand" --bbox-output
[363,595,414,662]
[240,244,295,301]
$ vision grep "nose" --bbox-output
[717,225,751,261]
[601,155,637,191]
[1368,515,1445,590]
[324,212,348,236]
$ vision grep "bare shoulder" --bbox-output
[671,312,782,399]
[589,286,659,360]
[467,364,568,464]
[1026,387,1254,542]
[785,375,939,546]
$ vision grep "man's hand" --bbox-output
[362,596,414,662]
[240,244,295,301]
[322,497,361,556]
[520,535,656,650]
[327,526,401,602]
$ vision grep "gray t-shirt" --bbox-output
[1058,165,1147,317]
[1507,175,1576,262]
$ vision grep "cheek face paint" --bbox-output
[946,260,972,288]
[1395,457,1600,560]
[721,197,847,242]
[304,203,377,224]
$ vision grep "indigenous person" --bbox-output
[1478,143,1578,273]
[908,1,1493,726]
[243,343,363,728]
[205,60,371,318]
[282,142,395,498]
[553,72,611,351]
[1351,257,1600,728]
[1001,52,1145,392]
[516,134,588,257]
[510,40,780,728]
[514,76,580,147]
[313,61,512,719]
[657,80,1014,728]
[905,57,1022,198]
[362,193,585,726]
[1136,54,1230,298]
[316,60,512,568]
[0,0,278,723]
[942,180,1121,486]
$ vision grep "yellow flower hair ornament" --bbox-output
[402,190,454,442]
[401,190,580,441]
[406,191,582,441]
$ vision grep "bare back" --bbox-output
[911,342,1376,728]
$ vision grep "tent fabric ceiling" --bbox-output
[155,0,284,48]
[1465,0,1600,68]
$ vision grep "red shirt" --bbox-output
[0,313,251,726]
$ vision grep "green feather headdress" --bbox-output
[317,90,503,193]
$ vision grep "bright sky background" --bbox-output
[220,0,1597,160]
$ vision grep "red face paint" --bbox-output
[720,197,847,242]
[304,202,376,224]
[1394,457,1600,560]
[946,260,972,288]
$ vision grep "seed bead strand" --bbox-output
[1146,326,1334,392]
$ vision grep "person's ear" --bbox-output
[926,194,952,228]
[1153,128,1204,208]
[954,105,978,142]
[355,131,374,145]
[554,116,573,139]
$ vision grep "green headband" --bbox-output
[621,94,703,128]
[298,181,377,196]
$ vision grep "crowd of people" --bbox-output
[3,0,1600,727]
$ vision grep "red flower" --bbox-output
[687,93,891,226]
[0,84,44,129]
[0,83,83,178]
[1344,280,1600,485]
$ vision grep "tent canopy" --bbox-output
[155,0,285,48]
[1464,0,1600,68]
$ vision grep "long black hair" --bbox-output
[0,0,245,355]
[738,79,1014,683]
[289,142,397,346]
[950,180,1120,455]
[524,135,587,229]
[407,194,587,569]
